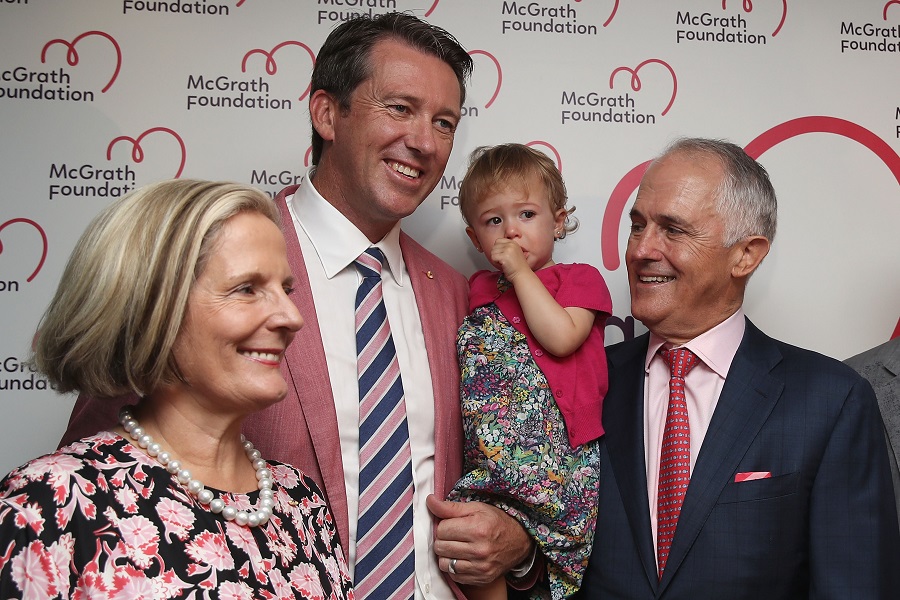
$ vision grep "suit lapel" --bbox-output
[401,234,464,498]
[604,335,660,588]
[658,320,784,592]
[872,342,900,468]
[881,342,900,377]
[276,186,350,553]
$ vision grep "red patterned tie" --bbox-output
[657,347,700,578]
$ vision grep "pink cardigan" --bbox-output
[467,263,612,447]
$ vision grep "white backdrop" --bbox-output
[1,0,899,476]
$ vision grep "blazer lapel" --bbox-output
[658,320,784,592]
[400,233,464,498]
[276,186,350,553]
[604,335,660,588]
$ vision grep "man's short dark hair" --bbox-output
[309,11,473,165]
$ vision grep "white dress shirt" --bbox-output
[643,309,746,553]
[286,169,452,599]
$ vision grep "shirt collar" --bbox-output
[645,308,746,378]
[288,167,405,286]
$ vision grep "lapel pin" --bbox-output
[425,270,434,279]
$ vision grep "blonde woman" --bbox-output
[0,180,353,599]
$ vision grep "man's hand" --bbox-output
[426,494,533,585]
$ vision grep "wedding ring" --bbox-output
[449,558,458,575]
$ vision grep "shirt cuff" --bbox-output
[508,544,537,579]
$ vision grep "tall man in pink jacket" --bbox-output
[60,12,533,599]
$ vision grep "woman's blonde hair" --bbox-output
[32,179,279,398]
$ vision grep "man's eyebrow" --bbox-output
[657,212,691,227]
[628,208,692,229]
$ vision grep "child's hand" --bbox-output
[490,238,529,279]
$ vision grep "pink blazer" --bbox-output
[60,184,468,563]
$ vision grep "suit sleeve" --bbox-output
[808,377,900,598]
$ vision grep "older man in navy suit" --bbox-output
[579,138,900,598]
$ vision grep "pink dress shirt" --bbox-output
[643,309,746,553]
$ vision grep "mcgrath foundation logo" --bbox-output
[185,42,311,111]
[675,0,786,45]
[499,0,611,35]
[561,59,675,126]
[45,128,181,202]
[0,219,48,292]
[838,3,900,54]
[599,115,900,337]
[1,31,120,102]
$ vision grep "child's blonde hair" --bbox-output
[458,143,578,238]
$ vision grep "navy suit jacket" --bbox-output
[579,319,900,599]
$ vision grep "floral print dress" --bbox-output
[449,304,601,600]
[0,432,354,599]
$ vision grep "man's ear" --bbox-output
[465,227,483,253]
[309,89,338,143]
[731,235,770,279]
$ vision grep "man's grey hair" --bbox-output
[656,137,777,246]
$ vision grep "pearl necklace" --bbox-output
[119,408,275,527]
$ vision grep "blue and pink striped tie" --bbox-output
[353,247,415,599]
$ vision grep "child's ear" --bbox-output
[553,209,567,237]
[465,227,483,252]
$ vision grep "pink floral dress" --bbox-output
[0,432,354,599]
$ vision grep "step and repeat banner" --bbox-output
[1,0,899,475]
